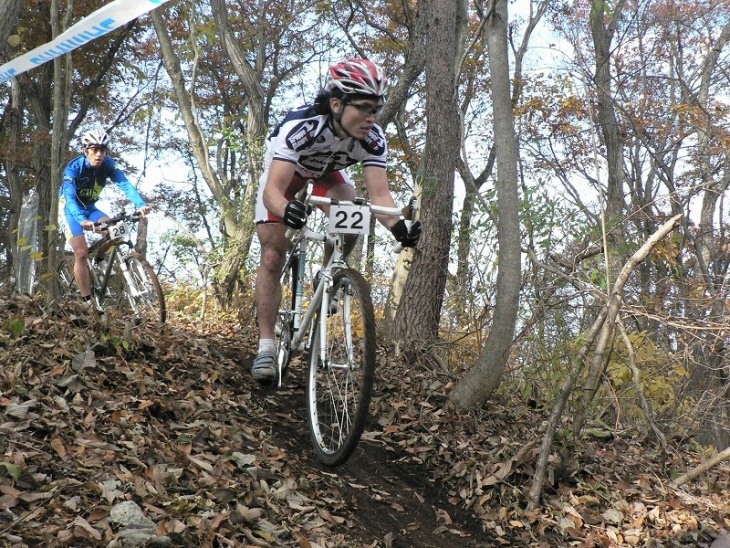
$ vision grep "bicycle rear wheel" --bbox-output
[306,268,376,466]
[56,255,78,298]
[122,255,166,323]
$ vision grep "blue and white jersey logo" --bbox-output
[286,120,320,152]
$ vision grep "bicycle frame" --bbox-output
[274,182,417,465]
[287,229,342,355]
[58,211,166,323]
[87,214,140,304]
[277,183,416,385]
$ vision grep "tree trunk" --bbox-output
[380,1,427,336]
[0,0,23,52]
[48,0,73,296]
[575,0,628,416]
[26,64,54,293]
[5,82,23,283]
[392,0,464,353]
[452,183,477,322]
[685,17,730,449]
[151,7,248,304]
[210,0,264,288]
[0,0,22,272]
[448,0,521,408]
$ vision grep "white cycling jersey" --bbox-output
[264,103,388,177]
[256,103,388,223]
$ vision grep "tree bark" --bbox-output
[686,17,730,449]
[380,0,427,335]
[48,0,74,296]
[0,0,23,54]
[392,0,464,352]
[448,0,521,408]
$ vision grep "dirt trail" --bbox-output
[254,376,499,547]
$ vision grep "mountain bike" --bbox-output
[56,211,166,324]
[273,182,417,466]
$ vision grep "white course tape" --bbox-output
[0,0,174,85]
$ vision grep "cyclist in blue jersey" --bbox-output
[58,129,151,305]
[252,58,422,383]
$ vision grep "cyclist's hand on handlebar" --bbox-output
[138,205,151,218]
[81,220,96,232]
[284,199,308,230]
[391,219,422,248]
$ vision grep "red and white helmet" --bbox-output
[81,129,110,148]
[326,59,388,98]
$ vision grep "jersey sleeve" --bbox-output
[359,125,388,170]
[107,158,147,209]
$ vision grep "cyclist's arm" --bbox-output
[363,165,399,230]
[263,159,298,218]
[108,158,147,211]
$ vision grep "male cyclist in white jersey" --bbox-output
[252,58,422,384]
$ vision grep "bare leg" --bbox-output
[69,235,92,298]
[255,222,289,341]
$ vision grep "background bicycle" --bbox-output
[274,183,417,466]
[56,211,166,324]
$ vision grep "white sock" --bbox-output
[258,339,275,353]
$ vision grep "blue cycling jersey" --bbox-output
[59,155,146,224]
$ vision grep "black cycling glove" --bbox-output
[284,199,308,229]
[391,219,422,248]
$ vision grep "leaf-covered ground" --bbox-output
[1,293,728,547]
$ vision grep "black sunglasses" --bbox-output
[347,102,384,116]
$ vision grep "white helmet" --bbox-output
[81,129,110,148]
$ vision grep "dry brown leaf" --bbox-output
[50,437,67,458]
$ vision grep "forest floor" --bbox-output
[0,292,729,547]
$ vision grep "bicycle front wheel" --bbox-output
[122,255,166,323]
[306,268,376,466]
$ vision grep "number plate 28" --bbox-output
[109,221,131,240]
[329,204,370,235]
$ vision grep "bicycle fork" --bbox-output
[117,252,149,298]
[320,277,356,370]
[116,258,138,295]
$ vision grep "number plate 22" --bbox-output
[109,221,131,240]
[329,204,371,235]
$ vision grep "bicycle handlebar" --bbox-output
[286,181,418,252]
[307,194,409,218]
[90,210,143,231]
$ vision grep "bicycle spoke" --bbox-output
[122,256,166,323]
[307,269,375,466]
[56,256,78,298]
